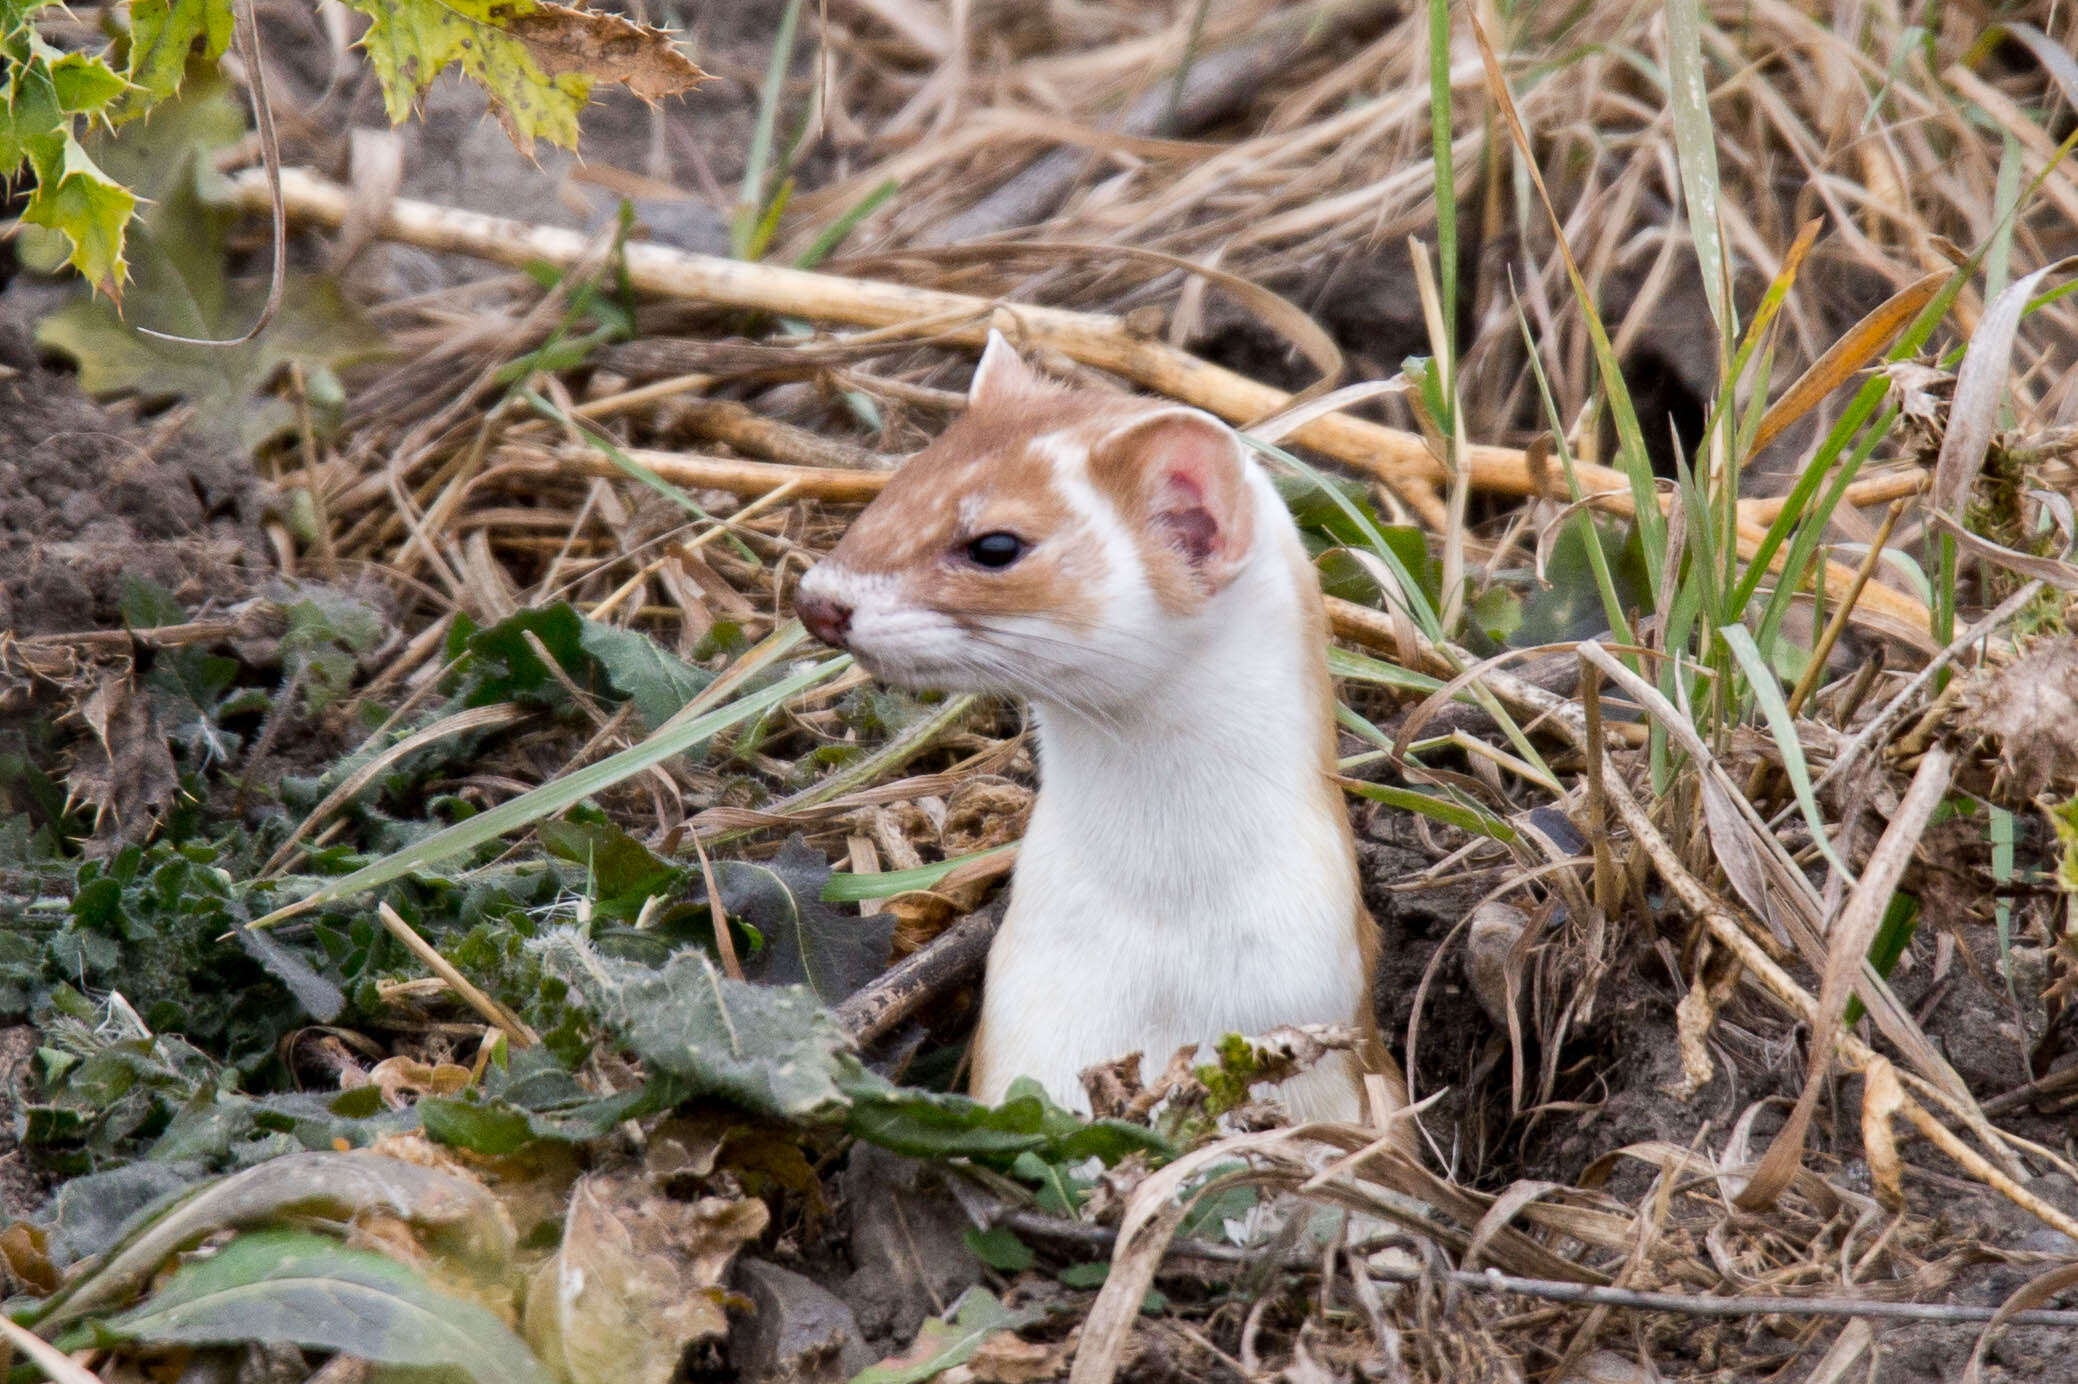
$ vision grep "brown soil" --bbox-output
[0,302,267,636]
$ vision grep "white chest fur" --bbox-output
[968,485,1367,1122]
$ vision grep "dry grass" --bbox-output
[182,0,2078,1378]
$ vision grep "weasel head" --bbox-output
[796,331,1267,712]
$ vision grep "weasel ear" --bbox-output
[969,329,1042,409]
[1092,409,1256,600]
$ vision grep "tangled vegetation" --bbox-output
[2,1,2078,1381]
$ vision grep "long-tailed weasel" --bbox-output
[795,332,1408,1127]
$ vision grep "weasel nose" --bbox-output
[796,589,853,648]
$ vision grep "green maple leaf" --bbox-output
[121,0,234,113]
[20,131,137,301]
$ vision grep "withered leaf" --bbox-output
[499,1,707,102]
[523,1173,767,1384]
[1965,636,2078,801]
[64,669,179,845]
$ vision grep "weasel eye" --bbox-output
[965,532,1027,569]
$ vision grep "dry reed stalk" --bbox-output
[229,169,1935,639]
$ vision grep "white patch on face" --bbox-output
[1034,432,1143,618]
[1026,430,1171,713]
[797,561,980,690]
[797,562,893,609]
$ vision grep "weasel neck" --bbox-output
[1023,535,1348,889]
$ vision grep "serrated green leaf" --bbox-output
[727,835,891,1005]
[49,50,128,114]
[536,929,858,1121]
[29,74,383,434]
[20,131,136,298]
[88,65,245,203]
[343,0,702,153]
[84,1228,552,1384]
[37,273,386,447]
[121,0,234,111]
[576,618,712,728]
[38,274,388,453]
[0,41,66,173]
[351,0,586,149]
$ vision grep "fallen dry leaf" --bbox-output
[0,1221,56,1295]
[968,1330,1069,1383]
[499,1,708,102]
[369,1056,474,1109]
[1880,360,1953,429]
[64,668,178,844]
[1963,635,2078,800]
[524,1173,768,1384]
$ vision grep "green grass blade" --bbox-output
[1665,0,1731,344]
[822,843,1015,902]
[250,639,850,927]
[732,0,807,260]
[1720,624,1846,876]
[1512,296,1635,647]
[1470,14,1666,605]
[1426,0,1457,363]
[1242,436,1442,639]
[1327,645,1444,694]
[1338,776,1518,844]
[1729,263,1969,619]
[1751,403,1893,654]
[794,178,898,270]
[1987,132,2023,302]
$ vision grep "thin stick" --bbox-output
[687,828,744,982]
[670,398,898,471]
[0,1312,105,1383]
[227,168,1929,637]
[572,371,716,420]
[1786,497,1912,718]
[835,905,1001,1043]
[1744,469,1927,524]
[1001,1210,2078,1326]
[552,447,888,502]
[376,902,539,1047]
